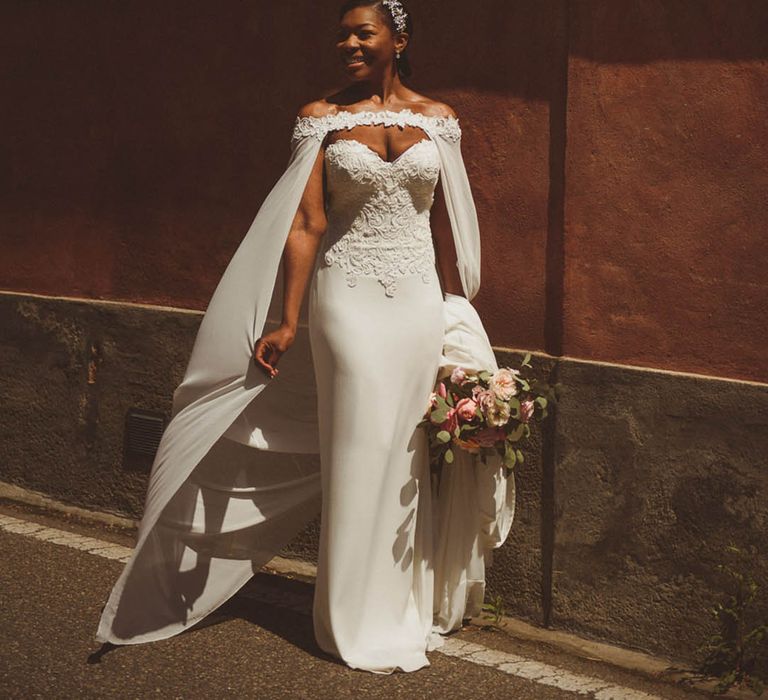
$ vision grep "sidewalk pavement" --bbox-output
[0,498,730,700]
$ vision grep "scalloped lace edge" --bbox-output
[292,108,461,144]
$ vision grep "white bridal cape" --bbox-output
[95,108,515,656]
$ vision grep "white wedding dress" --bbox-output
[310,135,446,671]
[95,109,515,675]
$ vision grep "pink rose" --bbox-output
[472,389,510,427]
[474,389,496,414]
[455,397,478,422]
[441,408,458,434]
[520,399,535,423]
[489,368,519,401]
[450,367,467,385]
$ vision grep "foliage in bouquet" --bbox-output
[420,353,552,476]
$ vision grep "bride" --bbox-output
[95,0,515,674]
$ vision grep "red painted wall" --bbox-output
[1,1,766,382]
[564,1,768,382]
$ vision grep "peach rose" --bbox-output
[474,389,496,413]
[486,399,511,427]
[489,368,519,401]
[472,389,509,427]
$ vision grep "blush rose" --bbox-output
[455,397,478,421]
[489,368,519,401]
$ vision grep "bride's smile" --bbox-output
[336,5,408,81]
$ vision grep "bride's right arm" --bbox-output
[252,114,327,378]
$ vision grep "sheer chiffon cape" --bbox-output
[95,109,515,645]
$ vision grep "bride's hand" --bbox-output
[252,326,295,379]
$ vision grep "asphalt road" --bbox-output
[0,502,712,700]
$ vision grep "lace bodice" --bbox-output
[293,109,454,297]
[323,136,441,297]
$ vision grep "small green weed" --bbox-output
[481,593,507,628]
[695,544,767,696]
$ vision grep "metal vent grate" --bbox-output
[125,408,167,458]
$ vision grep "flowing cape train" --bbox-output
[95,110,515,645]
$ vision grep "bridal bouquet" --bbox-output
[420,353,550,475]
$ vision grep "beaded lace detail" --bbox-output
[322,137,441,297]
[291,108,461,146]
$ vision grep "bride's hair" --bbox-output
[338,0,414,79]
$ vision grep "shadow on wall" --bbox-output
[567,1,768,62]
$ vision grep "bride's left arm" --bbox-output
[431,177,465,298]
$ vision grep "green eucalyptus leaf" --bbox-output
[445,448,454,464]
[431,408,448,423]
[436,430,451,443]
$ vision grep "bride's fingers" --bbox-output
[266,347,282,376]
[253,340,276,376]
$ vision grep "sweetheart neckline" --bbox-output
[325,138,435,166]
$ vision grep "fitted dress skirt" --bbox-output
[308,260,445,674]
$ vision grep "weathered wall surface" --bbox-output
[552,360,768,665]
[0,293,199,516]
[564,1,768,382]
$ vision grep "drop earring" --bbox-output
[395,51,401,59]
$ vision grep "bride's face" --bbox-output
[336,7,406,81]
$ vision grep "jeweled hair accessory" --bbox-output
[382,0,408,34]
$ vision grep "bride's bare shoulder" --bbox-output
[421,101,458,119]
[296,99,337,119]
[405,93,458,119]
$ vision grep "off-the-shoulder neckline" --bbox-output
[295,107,459,123]
[291,108,462,143]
